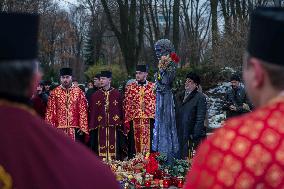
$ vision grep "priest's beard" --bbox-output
[62,81,72,89]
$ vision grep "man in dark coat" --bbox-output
[176,72,207,159]
[86,73,101,103]
[30,81,48,118]
[85,75,101,147]
[185,7,284,188]
[223,74,253,118]
[0,12,119,189]
[43,80,52,96]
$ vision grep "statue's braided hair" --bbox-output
[154,39,175,58]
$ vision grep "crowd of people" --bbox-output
[30,65,254,161]
[30,65,208,161]
[0,6,284,189]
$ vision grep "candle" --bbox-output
[177,178,184,188]
[163,178,170,188]
[177,180,183,188]
[145,180,151,187]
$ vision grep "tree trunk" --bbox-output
[0,0,4,11]
[100,0,144,75]
[274,0,281,6]
[210,0,218,65]
[172,0,180,52]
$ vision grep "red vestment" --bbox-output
[124,81,156,153]
[185,96,284,188]
[0,99,119,189]
[45,85,88,140]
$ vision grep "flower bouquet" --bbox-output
[157,52,180,81]
[107,152,189,188]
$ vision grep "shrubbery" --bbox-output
[85,63,239,93]
[85,63,128,89]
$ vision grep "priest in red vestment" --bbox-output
[45,68,88,140]
[185,7,284,188]
[124,65,156,158]
[89,71,125,160]
[0,12,119,189]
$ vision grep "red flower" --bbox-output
[170,52,180,63]
[145,159,158,174]
[145,154,159,174]
[151,152,160,158]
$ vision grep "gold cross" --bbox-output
[113,115,119,121]
[96,101,101,106]
[113,100,118,106]
[97,115,103,121]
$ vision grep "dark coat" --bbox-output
[224,86,253,118]
[85,87,99,104]
[30,93,48,118]
[175,89,207,159]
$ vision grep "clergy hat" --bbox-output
[100,71,112,78]
[136,65,148,72]
[60,68,72,76]
[0,12,39,61]
[186,72,200,85]
[248,7,284,65]
[94,73,101,79]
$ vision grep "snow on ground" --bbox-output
[206,82,231,129]
[221,67,237,74]
[208,82,231,94]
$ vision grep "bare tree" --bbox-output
[100,0,145,74]
[210,0,218,65]
[173,0,181,51]
[216,0,275,68]
[38,3,83,80]
[79,0,108,65]
[68,4,89,81]
[273,0,282,6]
[180,0,211,66]
[0,0,5,11]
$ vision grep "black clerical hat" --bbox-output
[248,7,284,65]
[60,68,72,76]
[186,72,200,85]
[94,74,101,79]
[0,12,39,61]
[136,65,147,72]
[100,71,112,78]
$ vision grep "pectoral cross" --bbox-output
[113,100,118,106]
[96,101,101,106]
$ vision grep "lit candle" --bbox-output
[163,177,170,188]
[177,178,184,188]
[145,180,151,187]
